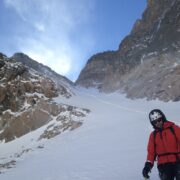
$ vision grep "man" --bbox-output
[142,109,180,180]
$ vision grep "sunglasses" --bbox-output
[152,118,162,125]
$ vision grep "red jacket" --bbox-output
[147,121,180,165]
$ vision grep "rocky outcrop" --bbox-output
[38,105,90,140]
[76,0,180,101]
[0,57,58,112]
[0,99,89,142]
[0,55,89,142]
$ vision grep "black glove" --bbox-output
[142,162,153,178]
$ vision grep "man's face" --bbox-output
[152,118,163,129]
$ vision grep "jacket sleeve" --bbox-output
[146,132,155,165]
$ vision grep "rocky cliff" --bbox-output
[0,53,89,142]
[76,0,180,101]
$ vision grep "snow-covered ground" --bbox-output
[0,88,180,180]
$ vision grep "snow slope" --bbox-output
[0,88,180,180]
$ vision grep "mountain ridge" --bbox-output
[12,52,75,92]
[76,0,180,102]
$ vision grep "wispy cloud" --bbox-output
[3,0,96,81]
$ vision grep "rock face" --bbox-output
[76,0,180,101]
[0,54,89,142]
[0,55,58,112]
[0,99,89,142]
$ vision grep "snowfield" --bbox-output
[0,87,180,180]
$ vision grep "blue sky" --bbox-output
[0,0,146,81]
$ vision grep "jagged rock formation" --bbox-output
[0,54,58,112]
[76,0,180,101]
[0,54,89,142]
[0,99,89,142]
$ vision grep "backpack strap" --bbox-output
[153,130,157,161]
[169,126,176,136]
[169,126,180,161]
[168,126,178,150]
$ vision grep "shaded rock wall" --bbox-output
[76,0,180,101]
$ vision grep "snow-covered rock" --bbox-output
[0,54,90,143]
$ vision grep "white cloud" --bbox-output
[4,0,95,32]
[26,50,71,76]
[18,38,72,76]
[34,22,45,32]
[3,0,96,80]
